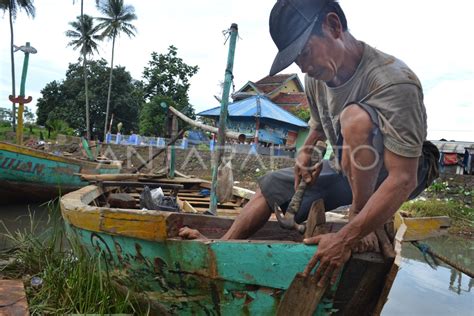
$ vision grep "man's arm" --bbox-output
[303,149,418,285]
[294,128,327,189]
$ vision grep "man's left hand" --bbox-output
[303,232,352,287]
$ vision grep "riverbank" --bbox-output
[402,174,473,237]
[0,203,148,315]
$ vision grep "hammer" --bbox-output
[274,141,327,233]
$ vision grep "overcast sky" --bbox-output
[1,0,473,141]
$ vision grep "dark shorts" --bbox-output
[258,104,438,224]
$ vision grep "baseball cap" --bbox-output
[269,0,330,76]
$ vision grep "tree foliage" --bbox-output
[36,59,142,139]
[139,96,175,136]
[140,45,198,135]
[142,45,198,108]
[293,107,311,122]
[0,107,12,123]
[66,14,102,140]
[95,0,137,40]
[66,14,101,57]
[95,0,137,138]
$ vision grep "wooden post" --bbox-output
[254,95,261,145]
[167,112,178,178]
[12,42,35,145]
[209,23,238,215]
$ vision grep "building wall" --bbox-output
[268,79,301,98]
[216,117,300,145]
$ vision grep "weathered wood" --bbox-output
[108,193,136,209]
[0,141,120,204]
[165,213,303,242]
[78,173,141,181]
[333,252,390,316]
[276,273,329,316]
[0,279,29,316]
[101,181,183,190]
[277,199,328,316]
[304,199,327,239]
[401,216,450,241]
[168,106,242,140]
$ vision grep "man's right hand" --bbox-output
[294,148,323,191]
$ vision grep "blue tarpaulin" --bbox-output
[258,129,284,144]
[198,95,308,128]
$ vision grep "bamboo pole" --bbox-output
[168,106,242,140]
[209,23,238,215]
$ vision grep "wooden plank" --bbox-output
[277,199,328,316]
[402,216,450,241]
[101,181,183,190]
[188,201,240,208]
[333,252,390,315]
[0,279,29,316]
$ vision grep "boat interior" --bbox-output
[85,178,350,243]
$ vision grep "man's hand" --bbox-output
[294,149,323,191]
[352,232,379,253]
[302,232,352,287]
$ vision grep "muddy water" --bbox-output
[0,203,53,248]
[1,203,473,315]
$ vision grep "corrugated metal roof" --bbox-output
[430,140,474,154]
[198,95,308,128]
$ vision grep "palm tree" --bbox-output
[95,0,136,140]
[66,14,101,140]
[71,0,99,140]
[0,0,35,131]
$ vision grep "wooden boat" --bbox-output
[0,141,121,204]
[60,179,449,315]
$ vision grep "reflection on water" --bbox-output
[383,237,474,316]
[1,203,473,315]
[0,202,52,249]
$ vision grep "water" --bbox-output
[0,202,52,248]
[1,203,473,315]
[383,236,474,316]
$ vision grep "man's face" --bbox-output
[295,30,342,82]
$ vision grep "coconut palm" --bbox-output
[66,14,101,140]
[95,0,136,140]
[0,0,35,131]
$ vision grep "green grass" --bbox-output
[0,125,52,142]
[0,202,148,315]
[402,198,474,235]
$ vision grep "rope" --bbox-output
[412,241,474,278]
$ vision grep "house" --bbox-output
[198,95,308,146]
[232,74,309,113]
[430,140,474,174]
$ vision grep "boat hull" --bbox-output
[61,185,396,315]
[66,223,335,315]
[0,141,120,204]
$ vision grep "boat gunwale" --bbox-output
[61,183,306,244]
[0,141,121,170]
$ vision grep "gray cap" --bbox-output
[269,0,330,76]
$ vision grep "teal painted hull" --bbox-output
[0,142,120,203]
[65,223,339,315]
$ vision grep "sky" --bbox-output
[0,0,473,141]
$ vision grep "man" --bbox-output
[180,0,438,287]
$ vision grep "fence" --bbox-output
[104,133,294,158]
